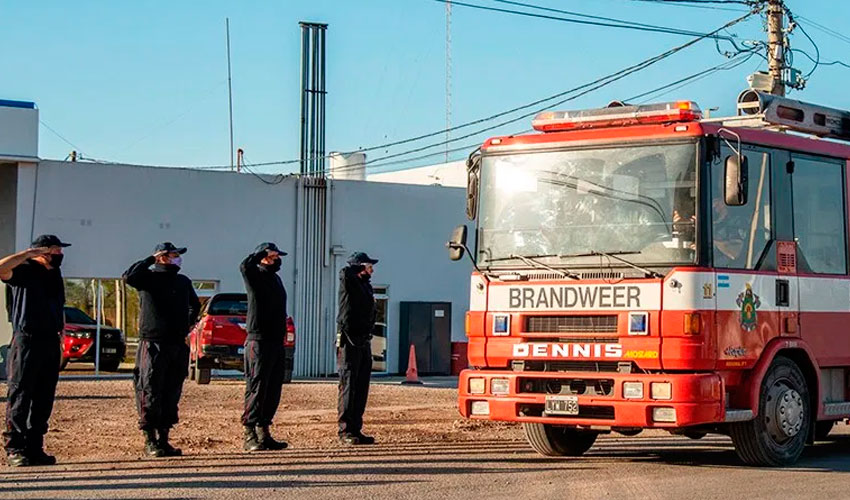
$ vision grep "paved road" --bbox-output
[2,430,848,500]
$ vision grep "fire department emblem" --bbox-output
[736,283,761,331]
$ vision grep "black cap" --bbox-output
[255,242,287,256]
[154,242,187,255]
[348,251,378,265]
[32,234,71,248]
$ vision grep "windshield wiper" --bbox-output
[488,254,579,280]
[560,250,663,278]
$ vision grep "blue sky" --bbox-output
[2,0,848,173]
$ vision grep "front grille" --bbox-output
[579,271,624,281]
[526,315,618,334]
[519,377,614,397]
[516,360,627,373]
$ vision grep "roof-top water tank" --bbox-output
[328,152,366,180]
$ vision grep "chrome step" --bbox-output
[725,409,754,422]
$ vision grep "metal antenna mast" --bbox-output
[226,18,235,170]
[445,1,452,164]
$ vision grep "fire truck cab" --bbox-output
[450,90,850,466]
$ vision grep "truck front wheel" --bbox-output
[523,423,597,457]
[730,356,810,466]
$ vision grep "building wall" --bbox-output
[0,104,38,161]
[0,163,18,351]
[331,180,469,373]
[367,160,467,188]
[7,161,471,375]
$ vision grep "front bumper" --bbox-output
[198,345,296,376]
[458,369,723,428]
[63,338,126,363]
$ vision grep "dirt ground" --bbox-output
[0,377,520,460]
[1,377,850,499]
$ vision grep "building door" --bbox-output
[399,302,451,375]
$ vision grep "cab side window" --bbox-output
[791,156,847,274]
[711,149,772,269]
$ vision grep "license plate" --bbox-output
[237,347,244,355]
[545,395,579,416]
[102,348,117,354]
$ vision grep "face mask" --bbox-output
[262,258,282,272]
[49,254,64,268]
[171,256,183,268]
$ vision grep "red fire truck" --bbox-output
[449,90,850,466]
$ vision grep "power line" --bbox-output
[433,0,744,41]
[66,10,756,177]
[39,119,85,154]
[796,15,850,47]
[626,0,748,11]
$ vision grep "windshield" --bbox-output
[478,142,697,267]
[208,295,248,316]
[64,307,96,325]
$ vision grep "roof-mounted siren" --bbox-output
[532,101,702,132]
[737,89,850,141]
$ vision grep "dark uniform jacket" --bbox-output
[123,256,201,343]
[2,260,65,336]
[240,253,287,341]
[337,265,376,347]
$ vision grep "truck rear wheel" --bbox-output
[730,356,809,466]
[523,423,597,457]
[196,367,211,385]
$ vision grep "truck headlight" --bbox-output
[491,378,510,395]
[470,401,490,416]
[650,382,672,400]
[468,377,486,394]
[652,407,677,423]
[623,382,644,399]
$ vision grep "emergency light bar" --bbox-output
[532,101,702,132]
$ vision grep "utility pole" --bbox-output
[766,0,786,96]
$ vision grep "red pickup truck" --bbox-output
[188,293,295,384]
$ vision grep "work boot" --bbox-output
[257,426,288,450]
[6,452,30,467]
[157,428,182,457]
[26,449,57,466]
[143,429,165,458]
[354,432,376,445]
[339,433,361,446]
[243,425,266,452]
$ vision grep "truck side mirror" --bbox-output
[447,225,468,261]
[466,154,480,220]
[724,154,748,206]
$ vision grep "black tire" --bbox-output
[815,421,835,441]
[196,367,211,385]
[683,430,707,440]
[730,356,810,466]
[59,358,70,371]
[100,360,122,372]
[523,423,598,457]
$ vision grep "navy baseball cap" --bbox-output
[154,242,187,255]
[255,242,287,256]
[32,235,71,248]
[348,252,378,265]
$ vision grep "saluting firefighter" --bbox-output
[239,243,289,452]
[336,252,378,445]
[123,242,200,457]
[0,235,70,467]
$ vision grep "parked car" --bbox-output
[188,292,296,385]
[61,306,127,371]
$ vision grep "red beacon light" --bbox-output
[532,101,702,132]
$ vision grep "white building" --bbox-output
[368,160,467,187]
[0,100,471,377]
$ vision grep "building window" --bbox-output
[372,286,389,373]
[711,149,772,269]
[791,156,847,274]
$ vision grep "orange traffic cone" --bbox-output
[401,344,423,385]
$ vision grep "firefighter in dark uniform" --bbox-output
[240,242,289,452]
[123,242,200,458]
[0,235,70,467]
[336,252,378,445]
